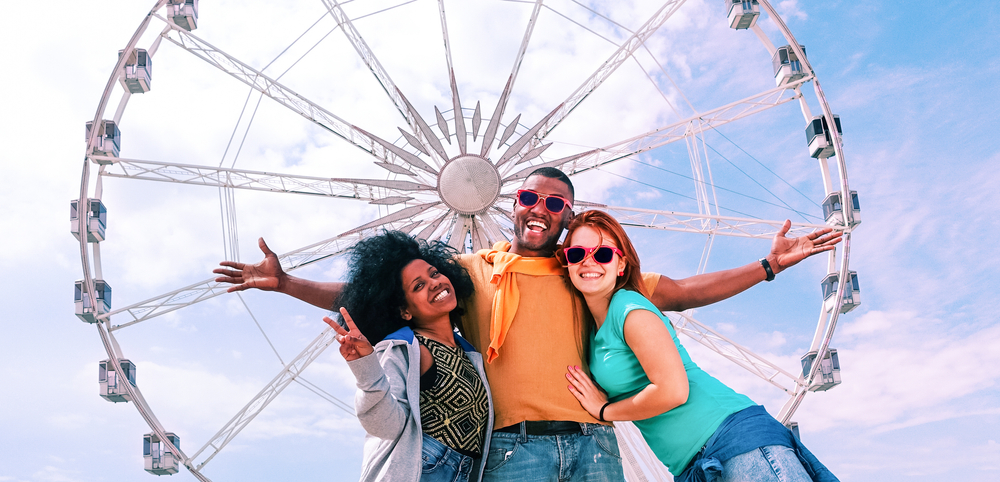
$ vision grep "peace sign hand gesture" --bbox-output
[324,307,374,361]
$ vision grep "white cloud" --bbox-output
[29,467,83,482]
[794,309,1000,432]
[44,413,94,432]
[776,0,807,21]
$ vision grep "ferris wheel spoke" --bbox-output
[416,210,456,241]
[344,201,444,235]
[530,78,811,177]
[353,125,439,175]
[518,0,687,157]
[481,206,515,241]
[157,19,422,176]
[671,311,804,394]
[476,213,511,246]
[495,108,559,170]
[448,72,467,154]
[189,327,338,471]
[596,205,835,239]
[104,228,395,330]
[320,0,420,135]
[96,156,435,201]
[103,278,232,331]
[435,1,468,155]
[502,149,598,183]
[489,204,514,223]
[468,218,493,251]
[480,0,544,157]
[395,88,451,164]
[447,215,473,250]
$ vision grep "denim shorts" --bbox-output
[482,423,622,482]
[421,433,476,482]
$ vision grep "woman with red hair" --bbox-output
[560,210,837,482]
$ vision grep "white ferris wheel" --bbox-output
[75,0,860,479]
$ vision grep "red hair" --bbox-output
[562,210,649,298]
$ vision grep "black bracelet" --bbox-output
[759,257,775,282]
[599,402,611,422]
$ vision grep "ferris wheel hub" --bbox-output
[436,154,501,215]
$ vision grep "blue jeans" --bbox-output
[482,423,622,482]
[719,445,812,482]
[421,433,476,482]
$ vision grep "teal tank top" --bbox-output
[589,290,755,475]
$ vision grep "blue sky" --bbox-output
[2,0,999,481]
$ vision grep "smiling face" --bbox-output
[399,259,457,326]
[511,174,575,257]
[564,225,626,302]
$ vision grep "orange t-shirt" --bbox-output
[458,254,661,429]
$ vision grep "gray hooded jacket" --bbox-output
[347,326,494,481]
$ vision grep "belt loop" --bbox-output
[518,421,527,443]
[580,422,591,435]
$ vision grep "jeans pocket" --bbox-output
[421,434,450,473]
[421,452,446,473]
[483,434,520,473]
[590,425,622,460]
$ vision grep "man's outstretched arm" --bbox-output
[649,220,842,312]
[213,237,344,310]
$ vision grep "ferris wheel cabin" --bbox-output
[118,48,152,94]
[74,280,112,323]
[821,271,860,314]
[70,199,107,243]
[143,432,180,475]
[85,120,120,160]
[725,0,760,30]
[167,0,199,32]
[801,349,841,392]
[772,45,806,86]
[822,190,861,228]
[99,359,135,403]
[805,115,842,159]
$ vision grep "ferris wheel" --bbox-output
[75,0,860,479]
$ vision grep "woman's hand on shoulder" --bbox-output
[566,365,609,419]
[324,307,374,361]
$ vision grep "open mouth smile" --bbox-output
[526,220,548,232]
[431,289,450,303]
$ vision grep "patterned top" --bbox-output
[415,334,489,457]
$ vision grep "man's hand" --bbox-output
[769,220,843,274]
[213,237,284,293]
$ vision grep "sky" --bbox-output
[2,0,1000,481]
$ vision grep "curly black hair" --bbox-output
[334,231,474,344]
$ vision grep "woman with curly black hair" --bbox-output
[322,231,494,482]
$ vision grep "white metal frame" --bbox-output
[78,0,856,478]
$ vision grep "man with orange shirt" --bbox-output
[214,167,840,480]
